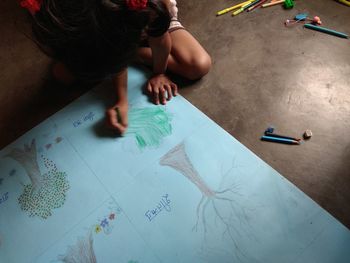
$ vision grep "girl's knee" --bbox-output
[186,53,212,80]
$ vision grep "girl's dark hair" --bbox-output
[32,0,170,81]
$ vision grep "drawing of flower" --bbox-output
[100,218,109,228]
[94,225,102,234]
[109,213,115,220]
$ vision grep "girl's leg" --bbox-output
[167,29,211,80]
[138,29,211,80]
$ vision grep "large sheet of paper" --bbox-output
[1,67,349,263]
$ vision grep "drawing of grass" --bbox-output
[160,142,257,262]
[5,139,69,219]
[126,107,172,149]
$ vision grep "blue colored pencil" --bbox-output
[264,132,301,141]
[261,135,300,145]
[304,24,348,39]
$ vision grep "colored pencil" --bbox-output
[232,1,253,15]
[243,0,261,10]
[264,132,301,141]
[217,0,252,16]
[115,107,122,123]
[248,0,269,11]
[262,0,285,7]
[338,0,350,7]
[261,136,300,145]
[304,23,348,39]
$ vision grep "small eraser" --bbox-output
[265,126,275,134]
[303,129,312,139]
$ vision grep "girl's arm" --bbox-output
[106,68,128,134]
[148,32,178,105]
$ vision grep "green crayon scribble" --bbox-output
[126,107,172,149]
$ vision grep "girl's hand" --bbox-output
[147,74,178,105]
[105,100,128,135]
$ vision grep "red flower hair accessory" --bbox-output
[126,0,148,10]
[20,0,42,15]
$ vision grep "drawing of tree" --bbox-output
[160,142,258,262]
[126,107,172,149]
[59,232,96,263]
[5,139,69,219]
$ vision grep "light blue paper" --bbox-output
[0,67,349,263]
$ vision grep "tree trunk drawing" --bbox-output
[59,232,97,263]
[160,142,258,262]
[5,139,70,219]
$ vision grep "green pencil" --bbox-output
[115,107,122,123]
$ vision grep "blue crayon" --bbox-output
[304,24,348,39]
[261,135,300,145]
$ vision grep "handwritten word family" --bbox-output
[72,112,95,128]
[0,192,9,205]
[145,194,171,222]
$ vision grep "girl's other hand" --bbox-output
[105,101,128,135]
[147,74,178,105]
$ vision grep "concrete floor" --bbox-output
[1,0,350,229]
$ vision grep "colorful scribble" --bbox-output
[160,142,255,262]
[126,107,172,149]
[5,139,70,219]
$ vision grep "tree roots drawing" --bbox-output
[5,139,69,219]
[160,142,257,262]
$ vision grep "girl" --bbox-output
[21,0,211,134]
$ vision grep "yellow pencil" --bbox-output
[217,0,253,16]
[232,1,252,16]
[262,0,285,7]
[338,0,350,7]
